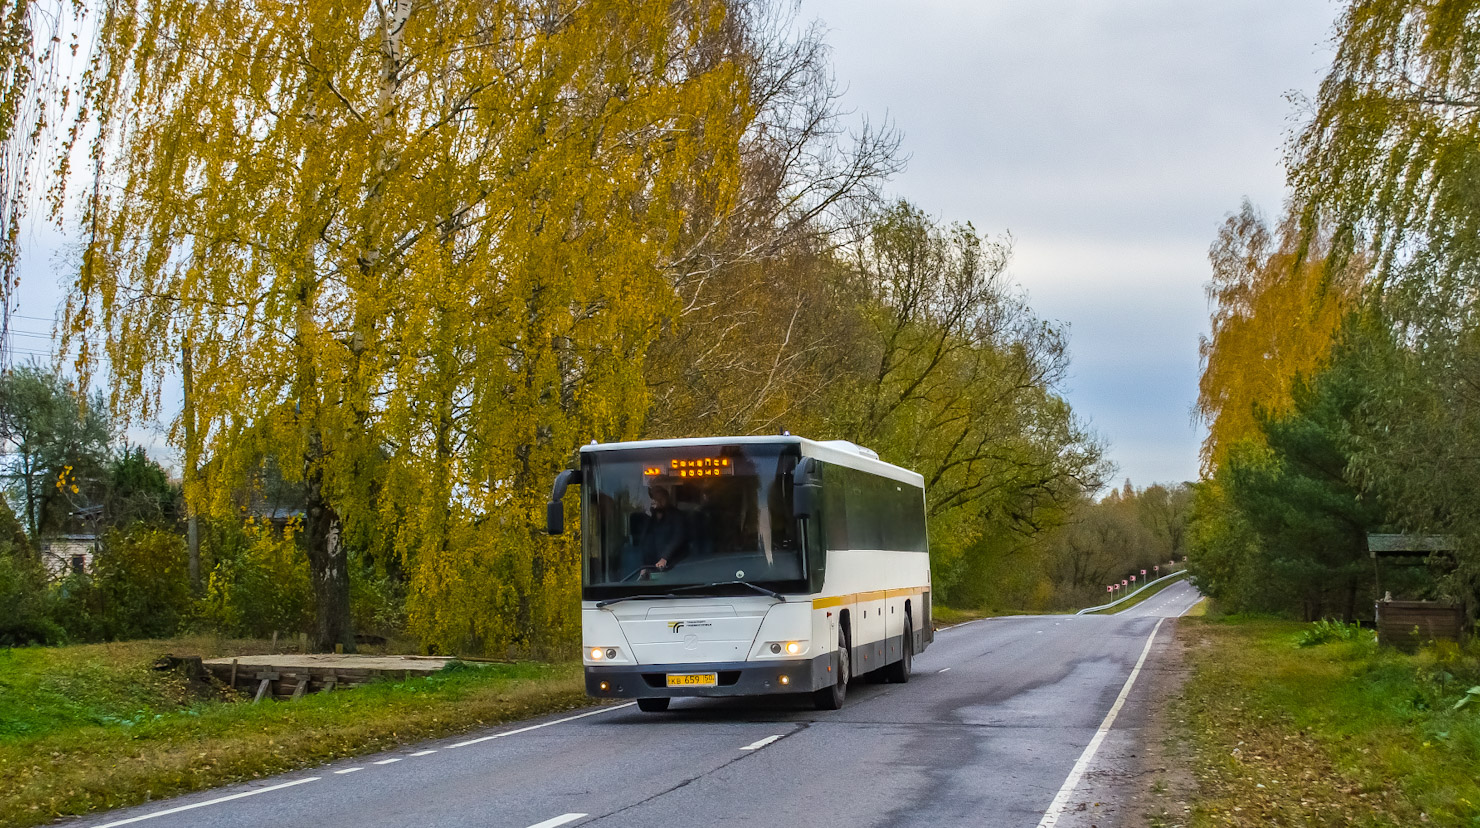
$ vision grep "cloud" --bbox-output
[802,0,1338,486]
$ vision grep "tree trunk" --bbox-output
[305,475,354,653]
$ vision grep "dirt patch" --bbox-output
[1120,619,1199,828]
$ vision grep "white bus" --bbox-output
[546,435,932,711]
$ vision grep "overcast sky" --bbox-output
[799,0,1340,488]
[10,1,1340,486]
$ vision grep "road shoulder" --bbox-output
[1054,617,1197,828]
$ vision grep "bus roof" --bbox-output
[579,435,925,488]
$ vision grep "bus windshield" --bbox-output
[583,444,804,595]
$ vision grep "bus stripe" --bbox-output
[812,587,927,611]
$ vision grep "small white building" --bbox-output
[40,534,98,579]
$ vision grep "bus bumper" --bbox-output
[585,655,833,699]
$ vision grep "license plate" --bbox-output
[666,672,718,687]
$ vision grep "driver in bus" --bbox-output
[639,484,690,572]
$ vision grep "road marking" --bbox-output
[937,667,951,673]
[740,734,784,751]
[411,749,437,757]
[334,767,363,775]
[373,758,402,765]
[448,702,636,749]
[89,777,320,828]
[525,814,587,828]
[1036,617,1167,828]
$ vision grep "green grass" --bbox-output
[0,638,587,827]
[1177,617,1480,826]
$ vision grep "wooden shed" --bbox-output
[1368,534,1468,649]
[1375,598,1467,651]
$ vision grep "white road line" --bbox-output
[1036,617,1167,828]
[373,758,402,765]
[411,749,437,757]
[448,702,636,749]
[89,777,320,828]
[937,667,951,673]
[740,734,784,751]
[334,767,363,775]
[525,813,587,828]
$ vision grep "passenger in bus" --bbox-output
[638,484,691,572]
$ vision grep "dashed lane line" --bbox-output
[740,734,784,751]
[334,768,363,775]
[525,814,587,828]
[89,777,321,828]
[411,749,436,756]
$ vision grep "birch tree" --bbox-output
[67,0,750,652]
[1196,202,1363,472]
[0,0,80,360]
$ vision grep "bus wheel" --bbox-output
[887,619,912,683]
[813,633,849,710]
[636,697,670,712]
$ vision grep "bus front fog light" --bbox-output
[599,681,610,691]
[779,675,790,685]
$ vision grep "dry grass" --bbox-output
[0,638,587,827]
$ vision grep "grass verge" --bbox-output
[0,638,586,827]
[1177,617,1480,826]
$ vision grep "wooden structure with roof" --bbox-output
[1367,533,1467,649]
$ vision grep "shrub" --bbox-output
[0,548,64,645]
[197,517,312,638]
[54,524,192,641]
[1295,618,1371,647]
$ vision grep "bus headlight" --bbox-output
[588,647,620,661]
[764,641,807,657]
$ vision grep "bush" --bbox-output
[54,524,192,641]
[197,517,312,638]
[1295,618,1371,647]
[0,548,64,645]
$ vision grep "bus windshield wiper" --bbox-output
[595,593,689,609]
[595,581,784,608]
[671,581,784,601]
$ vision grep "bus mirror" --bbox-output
[546,500,565,536]
[793,457,821,518]
[794,483,819,519]
[546,468,583,536]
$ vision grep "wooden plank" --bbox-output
[253,678,272,704]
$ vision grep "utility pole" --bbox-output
[182,338,200,593]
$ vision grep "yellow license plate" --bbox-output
[666,672,718,687]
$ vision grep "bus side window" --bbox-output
[823,463,849,552]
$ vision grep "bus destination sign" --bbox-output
[643,457,735,478]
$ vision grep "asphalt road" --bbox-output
[72,580,1203,828]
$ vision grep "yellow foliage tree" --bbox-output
[65,0,749,653]
[1196,201,1364,473]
